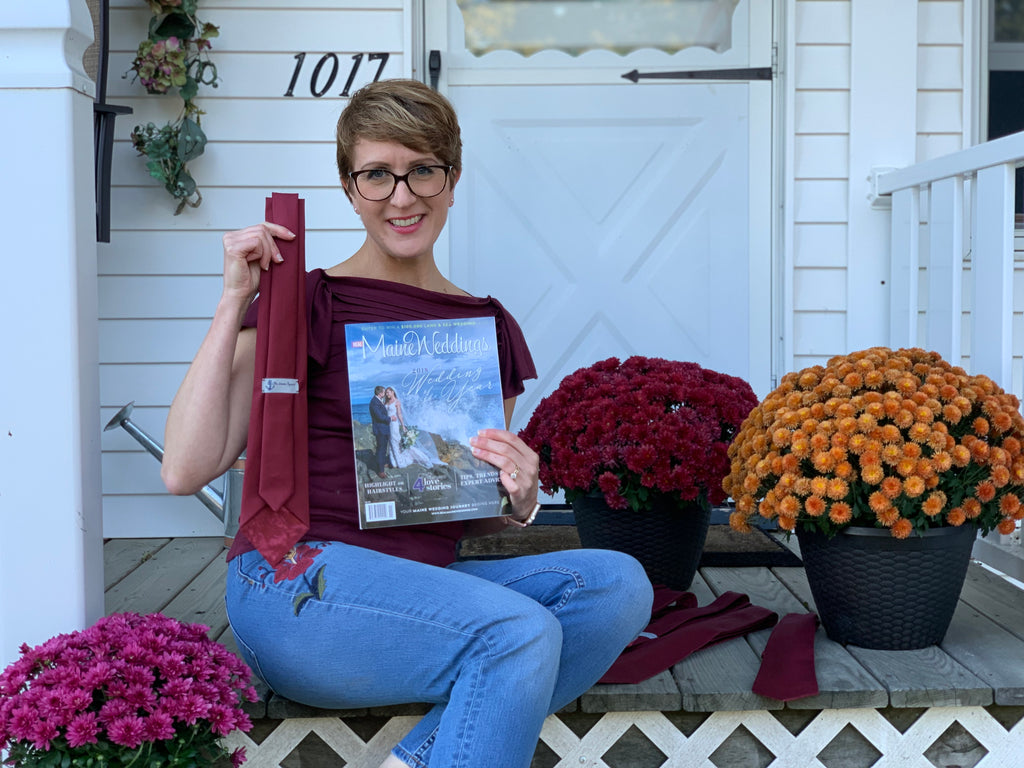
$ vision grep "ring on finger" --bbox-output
[510,464,521,480]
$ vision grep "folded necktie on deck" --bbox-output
[598,588,778,685]
[751,612,820,701]
[239,193,310,566]
[650,585,696,616]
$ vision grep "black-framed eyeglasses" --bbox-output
[348,165,452,201]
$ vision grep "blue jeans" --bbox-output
[225,541,652,768]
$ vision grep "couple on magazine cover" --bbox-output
[370,385,437,475]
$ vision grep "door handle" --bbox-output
[429,50,442,90]
[623,67,772,83]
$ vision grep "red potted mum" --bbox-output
[520,356,758,588]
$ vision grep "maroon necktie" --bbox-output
[751,613,820,701]
[599,590,778,685]
[651,585,697,616]
[238,193,309,565]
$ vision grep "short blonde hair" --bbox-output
[336,79,462,189]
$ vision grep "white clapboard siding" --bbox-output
[918,133,966,162]
[109,187,358,231]
[789,0,853,372]
[104,496,226,539]
[109,96,350,143]
[108,53,407,103]
[793,135,849,179]
[109,9,405,54]
[98,230,367,275]
[101,405,180,529]
[101,1,410,537]
[100,276,223,319]
[793,180,849,223]
[918,44,962,92]
[884,0,970,382]
[792,313,845,357]
[788,0,968,371]
[915,1,965,169]
[792,223,848,269]
[793,45,851,90]
[793,90,850,133]
[111,142,342,189]
[792,0,851,375]
[793,270,848,312]
[101,364,192,408]
[918,0,963,45]
[794,1,851,44]
[918,90,964,135]
[100,319,212,364]
[104,451,180,495]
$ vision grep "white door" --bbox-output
[424,0,775,431]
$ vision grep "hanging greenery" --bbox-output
[127,0,219,214]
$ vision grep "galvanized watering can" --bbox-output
[104,402,242,540]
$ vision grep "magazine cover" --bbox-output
[345,316,509,528]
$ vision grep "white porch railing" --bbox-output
[876,130,1024,580]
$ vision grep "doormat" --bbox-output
[698,525,802,567]
[457,524,801,567]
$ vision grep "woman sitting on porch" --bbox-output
[160,78,652,768]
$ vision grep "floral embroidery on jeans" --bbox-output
[267,543,328,616]
[273,543,322,583]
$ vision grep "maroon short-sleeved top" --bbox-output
[226,269,537,567]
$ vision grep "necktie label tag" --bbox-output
[262,378,299,394]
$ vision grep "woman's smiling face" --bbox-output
[345,139,458,264]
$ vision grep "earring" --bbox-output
[449,198,454,207]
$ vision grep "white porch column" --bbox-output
[0,1,103,668]
[846,0,918,350]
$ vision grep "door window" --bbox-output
[994,0,1024,41]
[455,0,739,56]
[988,0,1024,216]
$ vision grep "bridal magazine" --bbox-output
[345,316,510,529]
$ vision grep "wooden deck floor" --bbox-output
[104,537,1024,714]
[105,538,239,653]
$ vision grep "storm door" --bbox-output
[423,0,776,429]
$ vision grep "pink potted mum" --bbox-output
[0,612,256,767]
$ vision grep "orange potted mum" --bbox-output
[724,347,1024,648]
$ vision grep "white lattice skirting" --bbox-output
[222,706,1024,768]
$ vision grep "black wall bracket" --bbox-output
[94,0,132,243]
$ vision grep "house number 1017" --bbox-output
[284,52,390,98]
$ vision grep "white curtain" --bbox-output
[456,0,740,57]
